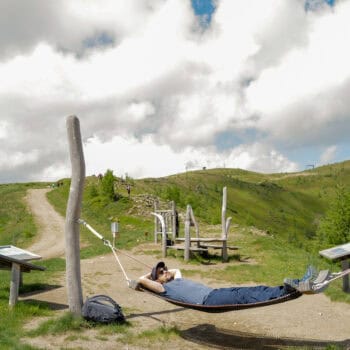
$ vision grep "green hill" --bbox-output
[45,160,350,254]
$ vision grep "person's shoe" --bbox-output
[301,265,318,282]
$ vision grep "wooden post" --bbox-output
[184,205,191,262]
[221,187,228,262]
[9,263,20,306]
[65,116,85,315]
[341,260,350,292]
[222,187,227,238]
[171,201,176,240]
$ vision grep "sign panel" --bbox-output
[0,245,41,261]
[320,242,350,260]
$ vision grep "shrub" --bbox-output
[101,169,116,201]
[317,185,350,245]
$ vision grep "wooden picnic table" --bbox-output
[0,245,45,306]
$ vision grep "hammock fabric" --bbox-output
[140,287,302,313]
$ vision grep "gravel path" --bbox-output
[25,188,65,259]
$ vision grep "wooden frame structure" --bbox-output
[153,187,238,262]
[153,200,177,243]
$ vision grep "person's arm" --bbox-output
[138,275,165,293]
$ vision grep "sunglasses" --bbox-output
[157,266,168,277]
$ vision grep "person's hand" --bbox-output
[128,279,141,290]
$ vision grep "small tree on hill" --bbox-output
[101,169,116,201]
[317,185,350,245]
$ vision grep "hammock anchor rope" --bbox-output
[78,219,151,284]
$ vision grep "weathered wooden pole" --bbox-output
[221,187,232,262]
[171,201,176,240]
[222,187,227,238]
[65,116,85,315]
[184,205,191,262]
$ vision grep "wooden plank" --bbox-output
[200,244,239,250]
[176,237,227,243]
[167,244,208,252]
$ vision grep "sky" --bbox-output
[1,0,350,183]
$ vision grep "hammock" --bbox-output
[140,287,302,313]
[79,219,302,312]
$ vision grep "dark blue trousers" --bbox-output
[203,285,286,305]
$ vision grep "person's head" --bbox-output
[151,261,173,284]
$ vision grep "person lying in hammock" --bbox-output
[133,262,324,306]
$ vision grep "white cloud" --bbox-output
[320,145,337,165]
[246,0,350,139]
[0,0,349,183]
[84,136,298,178]
[0,121,8,139]
[0,149,39,168]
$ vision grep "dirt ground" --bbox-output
[21,189,350,349]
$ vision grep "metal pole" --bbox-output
[151,213,167,258]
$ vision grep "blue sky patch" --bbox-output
[191,0,216,26]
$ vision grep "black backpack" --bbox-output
[82,295,125,324]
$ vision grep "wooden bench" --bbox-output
[0,246,45,306]
[319,242,350,293]
[175,237,238,261]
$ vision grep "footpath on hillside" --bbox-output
[22,189,350,349]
